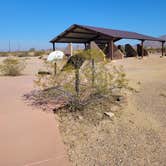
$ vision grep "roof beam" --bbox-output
[50,24,166,44]
[70,31,97,36]
[113,38,122,42]
[75,24,113,40]
[50,25,77,43]
[86,34,101,43]
[57,41,87,43]
[58,37,111,43]
[62,36,91,40]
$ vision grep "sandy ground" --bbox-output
[114,55,166,126]
[55,54,166,165]
[0,58,69,166]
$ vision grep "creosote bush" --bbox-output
[35,49,131,111]
[0,57,26,76]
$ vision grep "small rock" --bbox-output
[119,96,126,101]
[115,96,126,102]
[129,120,134,124]
[104,112,115,118]
[116,97,120,101]
[78,115,83,120]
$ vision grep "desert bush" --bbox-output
[0,57,26,76]
[0,52,10,57]
[35,57,69,89]
[17,51,28,57]
[33,51,45,57]
[34,49,131,111]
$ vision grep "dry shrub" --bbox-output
[0,57,26,76]
[34,49,132,111]
[34,57,70,89]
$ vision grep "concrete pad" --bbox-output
[0,76,69,166]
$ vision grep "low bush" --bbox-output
[0,57,26,76]
[34,49,132,111]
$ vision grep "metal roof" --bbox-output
[50,24,165,44]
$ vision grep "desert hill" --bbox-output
[144,35,166,48]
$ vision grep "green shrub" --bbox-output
[0,57,26,76]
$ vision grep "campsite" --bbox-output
[0,1,166,166]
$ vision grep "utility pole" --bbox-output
[9,40,11,52]
[17,41,20,51]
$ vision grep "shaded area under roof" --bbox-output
[50,24,165,44]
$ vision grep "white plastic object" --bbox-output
[47,51,64,61]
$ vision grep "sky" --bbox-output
[0,0,165,51]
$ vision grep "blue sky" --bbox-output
[0,0,165,51]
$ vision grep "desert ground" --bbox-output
[57,54,166,166]
[0,54,166,165]
[115,55,166,126]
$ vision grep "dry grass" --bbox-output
[0,57,26,76]
[56,55,166,166]
[57,93,165,166]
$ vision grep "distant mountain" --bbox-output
[144,35,166,48]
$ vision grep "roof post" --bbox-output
[69,43,73,56]
[52,42,55,51]
[161,41,165,57]
[108,39,114,60]
[84,43,86,50]
[84,42,90,50]
[141,40,144,58]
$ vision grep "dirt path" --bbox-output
[0,76,69,166]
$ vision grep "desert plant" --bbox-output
[35,56,70,89]
[34,51,45,57]
[0,57,26,76]
[35,49,131,111]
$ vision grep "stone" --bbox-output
[125,44,137,57]
[78,115,83,120]
[104,112,115,118]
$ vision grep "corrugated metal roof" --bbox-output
[50,24,165,43]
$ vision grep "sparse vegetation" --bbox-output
[34,49,131,112]
[57,96,163,166]
[23,54,166,166]
[0,50,47,58]
[0,57,26,76]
